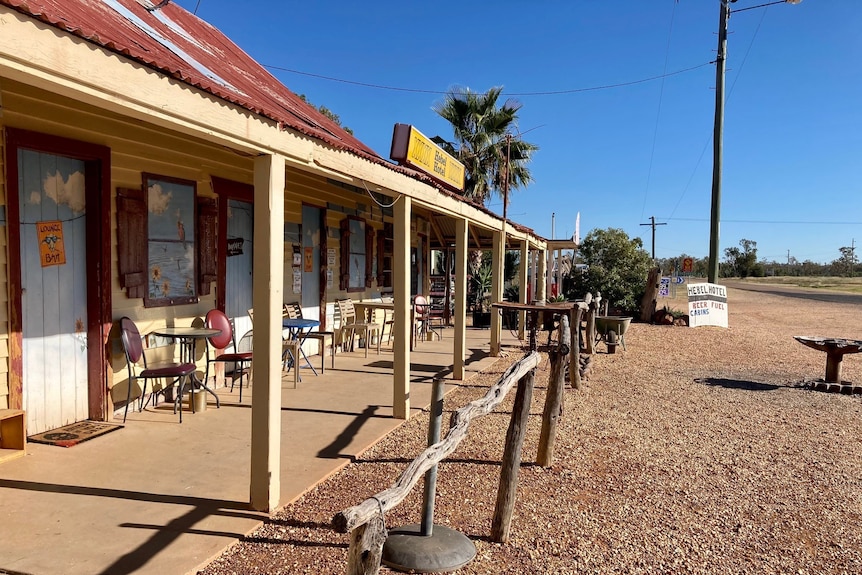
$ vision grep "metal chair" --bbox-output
[119,317,196,423]
[334,298,381,359]
[413,294,441,342]
[380,295,396,345]
[284,302,335,372]
[248,307,300,388]
[204,309,253,402]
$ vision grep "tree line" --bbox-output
[656,239,861,279]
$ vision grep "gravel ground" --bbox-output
[200,284,862,575]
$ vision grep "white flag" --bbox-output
[574,212,580,245]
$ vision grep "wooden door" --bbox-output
[17,149,89,433]
[301,204,322,327]
[213,177,254,340]
[225,198,254,338]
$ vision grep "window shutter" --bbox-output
[117,188,147,299]
[384,223,394,288]
[365,224,374,288]
[339,218,350,291]
[376,229,385,286]
[197,197,218,295]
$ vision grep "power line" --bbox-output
[666,6,772,222]
[261,62,713,97]
[666,217,862,225]
[640,0,678,224]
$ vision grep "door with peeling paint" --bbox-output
[18,149,89,433]
[225,198,254,340]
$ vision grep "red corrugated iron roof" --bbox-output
[1,0,380,158]
[0,0,537,238]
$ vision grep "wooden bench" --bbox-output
[0,409,26,464]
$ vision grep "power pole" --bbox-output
[706,0,802,282]
[708,0,731,284]
[640,216,667,259]
[501,134,512,249]
[502,134,511,226]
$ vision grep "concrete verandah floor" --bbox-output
[0,326,523,575]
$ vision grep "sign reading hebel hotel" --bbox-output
[687,282,729,328]
[390,124,465,192]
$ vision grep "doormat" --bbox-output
[28,420,122,448]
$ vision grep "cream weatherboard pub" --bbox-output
[0,0,551,511]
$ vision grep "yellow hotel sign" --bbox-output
[390,124,465,191]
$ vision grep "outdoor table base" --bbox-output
[283,318,321,379]
[153,327,222,414]
[794,336,862,383]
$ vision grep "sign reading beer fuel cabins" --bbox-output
[687,282,729,328]
[390,123,465,192]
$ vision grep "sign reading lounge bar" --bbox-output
[390,123,465,191]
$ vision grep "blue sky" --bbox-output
[173,0,860,265]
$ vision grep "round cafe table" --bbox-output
[283,318,321,377]
[152,326,222,411]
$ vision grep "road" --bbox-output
[722,279,862,306]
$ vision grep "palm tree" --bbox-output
[432,87,538,205]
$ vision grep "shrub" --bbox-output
[564,228,653,315]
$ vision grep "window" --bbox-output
[376,223,393,288]
[117,174,204,307]
[348,218,364,290]
[340,216,374,292]
[143,174,198,306]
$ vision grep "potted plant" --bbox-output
[541,294,568,332]
[471,262,493,328]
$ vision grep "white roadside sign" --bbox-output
[660,276,685,298]
[687,282,728,328]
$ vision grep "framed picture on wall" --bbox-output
[144,173,198,307]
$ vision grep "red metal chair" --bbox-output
[413,294,437,342]
[119,317,196,423]
[204,309,253,402]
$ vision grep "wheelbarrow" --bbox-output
[595,316,632,352]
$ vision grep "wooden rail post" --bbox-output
[335,353,542,562]
[490,368,536,543]
[570,306,583,390]
[537,315,570,467]
[346,513,386,575]
[584,296,597,355]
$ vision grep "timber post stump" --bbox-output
[491,368,536,543]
